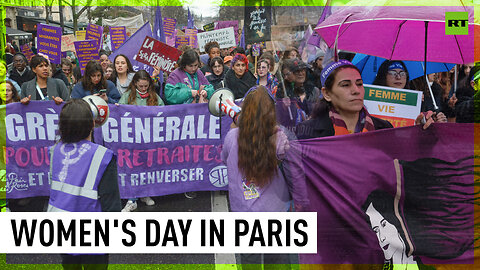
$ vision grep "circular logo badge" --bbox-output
[209,165,228,188]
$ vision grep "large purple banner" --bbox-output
[285,123,475,266]
[36,24,62,64]
[5,101,231,199]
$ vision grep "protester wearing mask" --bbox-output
[20,55,69,105]
[164,49,214,104]
[224,53,257,99]
[9,53,35,87]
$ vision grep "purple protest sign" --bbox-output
[285,123,475,265]
[74,39,99,76]
[5,101,232,199]
[109,26,127,52]
[185,29,198,48]
[109,22,154,75]
[36,24,62,64]
[175,36,190,49]
[20,44,34,61]
[86,23,104,51]
[215,20,239,44]
[163,17,176,37]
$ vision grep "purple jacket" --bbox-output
[221,127,291,212]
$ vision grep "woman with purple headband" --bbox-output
[296,60,442,139]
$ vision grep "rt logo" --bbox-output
[445,12,469,35]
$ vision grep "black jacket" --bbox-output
[9,67,35,87]
[296,105,393,139]
[224,68,257,99]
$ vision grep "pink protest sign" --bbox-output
[134,36,182,73]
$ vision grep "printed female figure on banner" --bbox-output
[362,157,477,269]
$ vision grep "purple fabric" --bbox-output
[187,8,194,29]
[5,101,232,199]
[48,141,112,212]
[109,22,153,75]
[74,39,100,76]
[109,26,127,52]
[221,127,291,212]
[153,6,165,43]
[36,24,62,64]
[86,24,104,52]
[315,5,475,64]
[166,68,210,89]
[288,123,475,265]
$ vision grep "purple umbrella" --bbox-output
[314,2,476,64]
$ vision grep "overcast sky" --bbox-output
[189,0,221,18]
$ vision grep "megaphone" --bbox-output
[82,95,110,127]
[208,88,241,123]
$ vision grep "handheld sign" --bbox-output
[86,24,103,51]
[75,30,86,41]
[203,22,215,32]
[74,39,100,76]
[363,84,422,127]
[244,6,272,44]
[20,44,34,61]
[252,44,261,57]
[109,26,127,52]
[197,27,236,52]
[61,34,77,52]
[185,29,198,48]
[163,18,177,38]
[36,24,62,64]
[134,36,182,73]
[175,36,190,49]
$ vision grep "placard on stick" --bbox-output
[197,27,236,52]
[134,36,182,73]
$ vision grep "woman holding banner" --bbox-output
[164,49,214,104]
[118,70,164,211]
[72,60,121,104]
[296,60,446,139]
[222,85,295,266]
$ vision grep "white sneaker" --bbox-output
[122,200,137,212]
[140,197,155,206]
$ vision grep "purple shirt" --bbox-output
[221,127,291,212]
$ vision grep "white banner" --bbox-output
[197,27,236,52]
[0,212,317,254]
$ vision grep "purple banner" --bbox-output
[215,20,239,44]
[175,36,190,49]
[163,18,176,37]
[74,39,99,76]
[285,124,475,265]
[109,22,154,75]
[5,101,232,199]
[86,23,103,51]
[109,26,127,52]
[36,24,62,64]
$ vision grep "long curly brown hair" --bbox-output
[126,70,158,106]
[238,85,278,187]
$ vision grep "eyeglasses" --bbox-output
[387,70,407,78]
